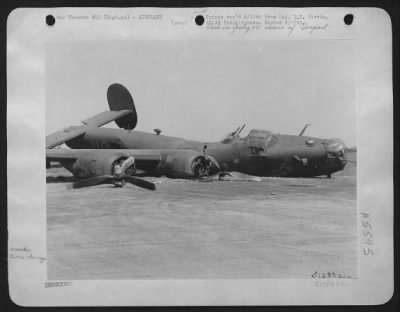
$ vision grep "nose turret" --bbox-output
[325,139,347,169]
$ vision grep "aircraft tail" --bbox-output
[46,83,138,148]
[107,83,137,130]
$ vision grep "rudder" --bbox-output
[107,83,137,130]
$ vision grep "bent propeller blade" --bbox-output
[125,176,156,191]
[71,175,114,189]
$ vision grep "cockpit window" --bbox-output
[246,129,278,152]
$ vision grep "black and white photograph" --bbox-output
[7,7,393,306]
[45,38,358,280]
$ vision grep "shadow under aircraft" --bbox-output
[46,83,348,190]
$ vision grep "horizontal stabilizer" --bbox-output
[46,109,133,148]
[81,109,132,127]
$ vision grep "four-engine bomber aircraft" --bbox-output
[46,83,348,190]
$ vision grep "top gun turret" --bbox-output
[221,124,246,144]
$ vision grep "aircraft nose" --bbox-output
[326,140,347,167]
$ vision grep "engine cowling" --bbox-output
[64,149,220,179]
[65,150,133,178]
[159,150,219,179]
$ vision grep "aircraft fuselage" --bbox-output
[67,127,347,177]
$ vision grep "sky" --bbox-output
[46,39,356,146]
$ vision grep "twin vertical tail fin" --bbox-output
[46,83,137,148]
[107,83,137,130]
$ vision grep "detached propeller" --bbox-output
[124,176,156,190]
[70,157,156,191]
[71,174,156,190]
[71,175,115,189]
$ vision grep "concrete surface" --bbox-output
[47,154,357,279]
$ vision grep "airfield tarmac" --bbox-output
[47,156,357,280]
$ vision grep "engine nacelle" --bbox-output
[159,150,219,179]
[64,149,219,179]
[65,150,132,178]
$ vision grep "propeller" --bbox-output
[70,175,114,189]
[70,157,156,191]
[196,147,260,183]
[120,156,136,173]
[124,176,156,190]
[70,175,156,190]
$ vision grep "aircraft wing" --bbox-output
[46,109,132,149]
[46,148,162,163]
[46,148,221,180]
